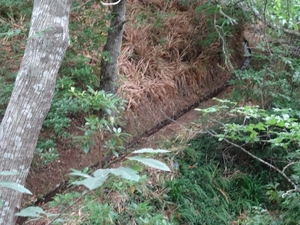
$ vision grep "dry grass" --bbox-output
[118,0,243,136]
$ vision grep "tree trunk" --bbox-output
[0,1,71,224]
[100,0,126,93]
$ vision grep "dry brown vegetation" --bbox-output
[119,0,245,136]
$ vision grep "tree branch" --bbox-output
[219,8,238,25]
[282,162,299,173]
[207,130,300,195]
[242,1,300,37]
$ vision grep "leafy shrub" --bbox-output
[59,54,99,90]
[35,139,59,164]
[79,200,118,225]
[197,99,300,223]
[231,45,300,109]
[43,97,81,136]
[17,149,172,223]
[70,86,126,154]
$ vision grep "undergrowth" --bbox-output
[231,50,300,109]
[46,131,284,225]
[0,1,112,164]
[1,0,300,224]
[165,134,274,225]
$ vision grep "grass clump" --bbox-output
[166,133,276,225]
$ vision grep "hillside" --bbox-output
[120,0,246,136]
[22,0,251,197]
[1,0,300,224]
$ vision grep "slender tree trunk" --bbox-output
[0,1,71,224]
[100,0,126,93]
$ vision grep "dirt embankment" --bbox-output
[25,0,248,198]
[119,0,246,136]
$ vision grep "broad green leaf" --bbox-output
[110,167,140,181]
[72,176,108,190]
[128,156,171,172]
[93,169,110,178]
[0,171,20,176]
[131,164,143,172]
[15,206,44,218]
[15,206,58,218]
[0,181,32,195]
[69,168,91,178]
[132,148,170,154]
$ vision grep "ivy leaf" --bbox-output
[110,167,140,181]
[128,156,171,172]
[0,181,32,195]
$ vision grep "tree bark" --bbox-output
[100,0,126,93]
[0,1,71,224]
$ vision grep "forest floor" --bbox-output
[0,1,249,222]
[25,86,233,202]
[24,0,245,201]
[4,1,300,225]
[19,86,233,225]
